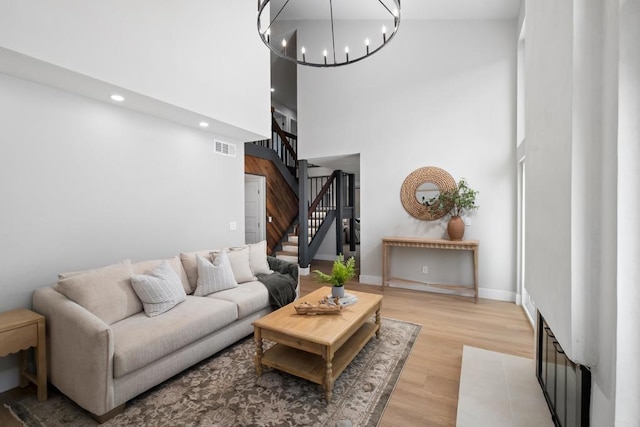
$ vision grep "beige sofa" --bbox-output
[32,244,299,422]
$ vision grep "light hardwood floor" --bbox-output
[0,261,535,427]
[300,264,535,427]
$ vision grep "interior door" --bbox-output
[244,175,266,244]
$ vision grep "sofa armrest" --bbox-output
[267,256,300,298]
[33,287,115,416]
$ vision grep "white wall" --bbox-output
[525,0,640,424]
[613,0,640,424]
[0,1,270,394]
[298,20,518,300]
[0,73,248,390]
[0,0,270,137]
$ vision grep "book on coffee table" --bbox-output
[326,293,359,306]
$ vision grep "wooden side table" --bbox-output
[0,309,47,401]
[382,236,480,303]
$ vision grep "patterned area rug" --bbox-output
[6,317,420,427]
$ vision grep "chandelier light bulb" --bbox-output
[257,0,400,67]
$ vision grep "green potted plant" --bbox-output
[313,254,356,298]
[427,178,479,241]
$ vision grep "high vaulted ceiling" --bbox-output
[270,0,521,21]
[269,0,523,174]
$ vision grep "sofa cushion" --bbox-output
[111,296,238,378]
[207,281,269,318]
[56,260,142,325]
[57,259,130,280]
[211,246,256,284]
[130,260,187,317]
[248,240,273,275]
[132,256,191,295]
[179,250,217,292]
[194,252,238,296]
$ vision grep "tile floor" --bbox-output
[457,346,554,427]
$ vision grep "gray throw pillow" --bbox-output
[194,251,239,296]
[130,260,187,317]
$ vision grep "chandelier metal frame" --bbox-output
[257,0,401,68]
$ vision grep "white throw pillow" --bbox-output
[130,260,187,317]
[194,252,238,296]
[248,241,273,275]
[211,246,257,284]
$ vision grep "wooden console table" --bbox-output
[0,309,47,400]
[382,237,479,303]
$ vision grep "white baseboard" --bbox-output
[0,366,19,394]
[522,305,535,328]
[478,288,516,302]
[358,275,516,302]
[358,275,382,286]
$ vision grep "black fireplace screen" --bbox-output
[536,312,591,427]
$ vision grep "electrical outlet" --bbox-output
[463,217,471,226]
[229,221,237,231]
[422,266,429,274]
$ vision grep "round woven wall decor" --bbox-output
[400,166,457,220]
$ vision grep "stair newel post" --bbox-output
[348,173,356,252]
[270,106,276,151]
[298,160,310,268]
[335,170,344,256]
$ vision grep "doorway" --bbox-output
[244,174,266,244]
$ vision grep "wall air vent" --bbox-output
[214,139,236,157]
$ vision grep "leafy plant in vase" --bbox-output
[313,254,356,298]
[427,178,479,241]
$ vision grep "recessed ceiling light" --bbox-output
[270,88,275,92]
[110,94,125,102]
[199,121,209,128]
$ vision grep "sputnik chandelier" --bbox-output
[257,0,401,68]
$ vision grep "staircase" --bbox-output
[278,234,299,263]
[246,109,356,268]
[296,168,356,270]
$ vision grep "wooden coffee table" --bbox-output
[252,286,383,403]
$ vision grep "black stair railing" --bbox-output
[271,108,298,178]
[249,108,298,180]
[307,171,338,242]
[298,166,356,268]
